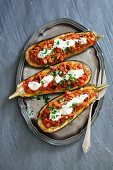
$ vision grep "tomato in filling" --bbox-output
[22,63,90,94]
[28,32,96,66]
[40,89,97,128]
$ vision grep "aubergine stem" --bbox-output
[9,91,20,99]
[93,31,104,41]
[9,85,24,100]
[9,84,108,100]
[98,84,109,91]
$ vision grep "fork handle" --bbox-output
[82,103,93,153]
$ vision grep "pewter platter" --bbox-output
[16,18,105,145]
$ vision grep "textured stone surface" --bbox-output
[0,0,113,170]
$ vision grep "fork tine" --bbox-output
[92,69,97,85]
[102,70,106,85]
[97,69,102,87]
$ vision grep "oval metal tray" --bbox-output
[16,18,105,146]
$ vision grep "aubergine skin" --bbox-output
[37,85,99,133]
[25,31,101,68]
[9,61,92,99]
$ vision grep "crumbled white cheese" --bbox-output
[54,69,84,83]
[28,81,41,91]
[54,75,63,83]
[28,68,84,91]
[49,94,88,121]
[66,69,84,79]
[38,49,53,58]
[80,37,87,44]
[41,75,54,87]
[37,37,87,58]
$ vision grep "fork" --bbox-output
[82,69,108,153]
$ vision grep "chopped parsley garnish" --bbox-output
[45,64,50,68]
[76,112,79,117]
[61,77,65,81]
[31,95,41,100]
[69,103,78,108]
[78,85,81,89]
[56,40,60,45]
[50,109,59,120]
[53,55,57,59]
[57,76,65,85]
[51,115,56,119]
[36,96,41,100]
[48,105,56,111]
[65,47,71,52]
[43,95,50,104]
[59,71,63,76]
[31,93,50,103]
[42,49,48,54]
[66,41,70,46]
[50,72,54,76]
[69,74,74,80]
[31,95,37,99]
[68,117,73,123]
[66,82,73,90]
[51,109,57,114]
[50,70,63,76]
[68,81,72,85]
[54,70,59,75]
[66,86,71,90]
[59,98,65,103]
[57,81,63,85]
[52,49,55,53]
[41,80,44,84]
[54,70,63,76]
[38,91,43,95]
[69,74,78,82]
[27,110,34,116]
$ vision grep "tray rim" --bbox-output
[16,18,105,146]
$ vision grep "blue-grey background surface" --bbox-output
[0,0,113,170]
